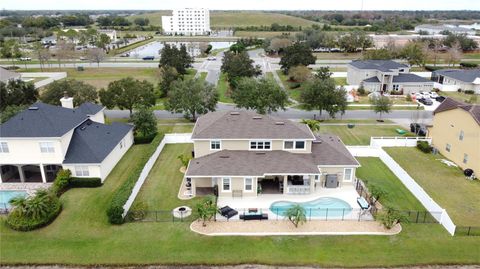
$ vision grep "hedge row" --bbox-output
[134,132,157,144]
[460,62,478,68]
[70,177,102,188]
[106,133,164,224]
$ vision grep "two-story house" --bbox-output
[184,111,360,198]
[347,60,433,94]
[0,98,133,184]
[428,98,480,175]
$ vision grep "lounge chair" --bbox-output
[219,206,238,219]
[240,212,268,221]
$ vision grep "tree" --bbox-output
[177,154,191,168]
[86,48,106,67]
[134,17,150,26]
[232,77,288,114]
[55,40,75,68]
[338,31,373,53]
[0,105,26,123]
[32,42,51,71]
[157,66,180,97]
[40,79,97,107]
[0,80,38,110]
[370,95,392,120]
[445,42,462,66]
[267,38,292,54]
[301,119,320,133]
[96,34,111,50]
[166,78,218,121]
[195,196,217,227]
[159,44,194,75]
[0,39,22,67]
[401,41,427,67]
[99,77,156,116]
[443,33,478,51]
[221,51,262,86]
[300,76,347,119]
[285,204,307,228]
[279,43,316,73]
[130,106,157,137]
[288,65,311,83]
[314,67,333,80]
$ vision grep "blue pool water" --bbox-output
[0,190,27,209]
[270,197,353,218]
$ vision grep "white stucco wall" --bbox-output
[88,110,105,124]
[99,130,134,181]
[0,138,65,164]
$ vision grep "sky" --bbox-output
[1,0,479,11]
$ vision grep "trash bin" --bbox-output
[77,66,84,71]
[347,123,355,129]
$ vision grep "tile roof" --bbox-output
[434,97,480,125]
[433,69,480,83]
[0,102,89,137]
[191,111,315,140]
[349,60,408,72]
[186,135,359,177]
[63,120,133,164]
[392,73,433,83]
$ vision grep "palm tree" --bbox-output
[301,119,320,134]
[9,196,28,217]
[26,190,52,220]
[285,204,307,228]
[195,195,217,227]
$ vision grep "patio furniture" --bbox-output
[240,211,268,221]
[219,206,238,219]
[248,208,258,213]
[357,197,370,210]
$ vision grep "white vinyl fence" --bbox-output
[370,137,432,148]
[122,133,193,217]
[347,145,457,235]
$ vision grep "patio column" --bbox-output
[39,164,47,183]
[17,165,25,183]
[0,169,3,183]
[310,176,315,193]
[283,175,288,194]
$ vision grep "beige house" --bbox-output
[185,111,360,198]
[428,98,480,175]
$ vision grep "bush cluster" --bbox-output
[107,133,162,224]
[464,90,475,95]
[134,132,157,144]
[69,177,102,188]
[417,141,432,153]
[424,66,443,72]
[460,62,478,68]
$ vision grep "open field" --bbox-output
[318,125,413,145]
[128,11,171,26]
[314,52,362,60]
[1,140,479,266]
[385,148,480,226]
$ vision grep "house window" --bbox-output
[0,142,9,153]
[210,140,221,150]
[244,177,253,192]
[344,168,353,181]
[314,174,321,183]
[463,154,469,164]
[250,140,271,150]
[74,166,89,177]
[222,177,231,192]
[459,130,464,141]
[284,140,306,150]
[39,142,55,153]
[393,84,399,91]
[446,144,451,152]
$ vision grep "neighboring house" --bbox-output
[414,24,476,35]
[428,98,480,175]
[0,67,21,84]
[0,98,134,184]
[184,111,360,198]
[97,29,117,42]
[162,8,211,36]
[347,60,434,94]
[431,69,480,94]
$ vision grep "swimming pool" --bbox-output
[270,197,353,218]
[0,190,27,209]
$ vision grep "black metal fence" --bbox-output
[455,226,480,236]
[125,210,196,223]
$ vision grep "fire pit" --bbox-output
[172,206,192,218]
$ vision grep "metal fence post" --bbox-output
[325,208,328,221]
[467,226,471,236]
[415,211,420,223]
[155,211,158,222]
[309,208,312,221]
[342,208,345,221]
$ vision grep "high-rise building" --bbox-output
[162,8,211,36]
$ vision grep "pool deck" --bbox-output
[0,183,51,195]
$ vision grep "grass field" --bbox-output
[439,91,480,104]
[1,140,479,266]
[318,125,412,145]
[314,52,362,60]
[276,70,303,101]
[128,11,319,28]
[385,148,480,226]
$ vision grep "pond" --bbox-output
[126,41,235,58]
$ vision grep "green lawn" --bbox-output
[385,148,480,226]
[217,73,234,103]
[356,157,426,211]
[1,142,479,266]
[199,72,208,81]
[318,125,412,145]
[109,38,156,55]
[334,77,347,86]
[276,70,302,102]
[439,91,480,104]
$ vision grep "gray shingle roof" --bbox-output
[0,102,88,138]
[392,73,433,83]
[434,97,480,125]
[63,120,133,164]
[433,69,480,83]
[349,60,408,72]
[191,111,315,140]
[0,67,21,83]
[186,135,359,177]
[75,102,103,115]
[363,76,380,83]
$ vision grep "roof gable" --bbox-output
[434,97,480,125]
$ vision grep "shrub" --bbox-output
[417,141,432,153]
[69,177,102,188]
[357,86,367,96]
[52,169,72,196]
[126,201,149,221]
[464,90,475,94]
[424,65,443,72]
[467,95,478,104]
[405,94,412,102]
[177,154,191,168]
[6,189,62,231]
[134,132,157,144]
[378,207,408,229]
[107,133,162,224]
[460,62,478,68]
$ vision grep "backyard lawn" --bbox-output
[1,141,479,266]
[385,148,480,227]
[318,124,413,145]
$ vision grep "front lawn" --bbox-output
[385,148,480,226]
[318,125,413,145]
[276,70,302,101]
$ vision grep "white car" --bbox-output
[207,56,217,61]
[429,92,439,98]
[19,57,32,61]
[414,92,423,99]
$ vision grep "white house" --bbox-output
[0,99,133,184]
[162,8,211,36]
[414,24,475,35]
[431,69,480,94]
[347,60,433,94]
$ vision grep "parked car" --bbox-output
[142,56,155,60]
[79,56,87,61]
[19,57,32,61]
[410,123,428,136]
[419,97,433,105]
[207,56,216,61]
[413,92,423,100]
[435,96,446,102]
[429,92,439,98]
[119,53,130,57]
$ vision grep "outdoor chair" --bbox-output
[219,206,238,219]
